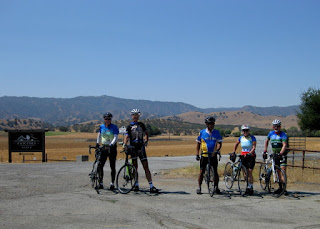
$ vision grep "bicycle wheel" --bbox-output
[224,162,234,189]
[116,164,137,194]
[91,161,99,188]
[267,166,286,197]
[259,163,268,190]
[237,165,248,196]
[208,165,215,197]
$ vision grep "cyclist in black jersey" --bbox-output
[123,109,159,193]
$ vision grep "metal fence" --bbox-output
[287,148,320,170]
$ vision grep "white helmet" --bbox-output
[241,124,250,130]
[130,109,141,115]
[272,119,281,125]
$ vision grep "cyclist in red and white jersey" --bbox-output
[233,124,256,195]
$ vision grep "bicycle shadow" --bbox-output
[224,189,320,200]
[131,188,190,196]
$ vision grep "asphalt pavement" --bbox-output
[0,156,320,229]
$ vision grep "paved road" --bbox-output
[1,157,320,229]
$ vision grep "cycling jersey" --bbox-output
[197,128,222,157]
[126,122,147,144]
[237,135,256,155]
[267,131,288,154]
[98,124,119,145]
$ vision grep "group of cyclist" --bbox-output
[196,116,288,196]
[95,108,288,196]
[95,109,159,193]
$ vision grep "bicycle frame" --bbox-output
[263,152,287,197]
[116,145,138,194]
[88,145,111,194]
[264,153,280,184]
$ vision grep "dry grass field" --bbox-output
[0,132,319,163]
[1,131,319,190]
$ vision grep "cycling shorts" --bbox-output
[274,154,287,167]
[200,154,218,170]
[242,154,256,170]
[131,143,147,161]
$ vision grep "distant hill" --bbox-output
[203,105,300,117]
[0,96,299,126]
[164,111,299,129]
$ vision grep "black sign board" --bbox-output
[5,129,47,163]
[9,132,44,152]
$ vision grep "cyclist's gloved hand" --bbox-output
[196,155,200,161]
[246,153,252,157]
[262,151,268,160]
[109,143,114,147]
[123,144,127,149]
[230,152,236,162]
[144,141,148,147]
[96,143,99,148]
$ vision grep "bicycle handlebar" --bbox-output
[88,145,111,154]
[201,151,221,161]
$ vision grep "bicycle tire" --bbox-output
[259,163,268,190]
[237,165,248,196]
[116,164,137,194]
[224,162,234,189]
[91,161,99,189]
[208,165,215,197]
[267,166,287,197]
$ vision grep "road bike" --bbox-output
[224,153,248,196]
[202,151,221,197]
[88,145,110,194]
[116,145,137,194]
[260,152,287,197]
[259,154,268,190]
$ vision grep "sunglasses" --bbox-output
[242,129,250,132]
[273,125,280,127]
[104,118,111,120]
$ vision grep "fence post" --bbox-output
[292,150,295,166]
[302,150,305,170]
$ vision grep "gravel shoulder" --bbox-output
[1,157,320,229]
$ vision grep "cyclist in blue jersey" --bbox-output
[196,116,223,194]
[263,119,288,195]
[96,112,119,190]
[123,109,159,193]
[233,124,256,195]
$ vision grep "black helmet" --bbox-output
[103,112,113,119]
[205,116,215,124]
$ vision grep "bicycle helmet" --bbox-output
[103,112,113,119]
[241,124,250,130]
[272,119,281,125]
[205,116,215,124]
[130,108,141,115]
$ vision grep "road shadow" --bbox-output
[131,188,190,196]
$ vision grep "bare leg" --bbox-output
[141,160,152,182]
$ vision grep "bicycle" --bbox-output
[258,153,268,190]
[88,145,110,194]
[224,153,248,196]
[261,152,287,197]
[116,145,137,194]
[202,151,221,197]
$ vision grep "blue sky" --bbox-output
[1,0,319,108]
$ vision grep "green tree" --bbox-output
[59,126,70,132]
[297,87,320,132]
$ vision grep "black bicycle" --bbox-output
[88,145,110,194]
[202,151,221,197]
[116,145,137,194]
[224,153,248,196]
